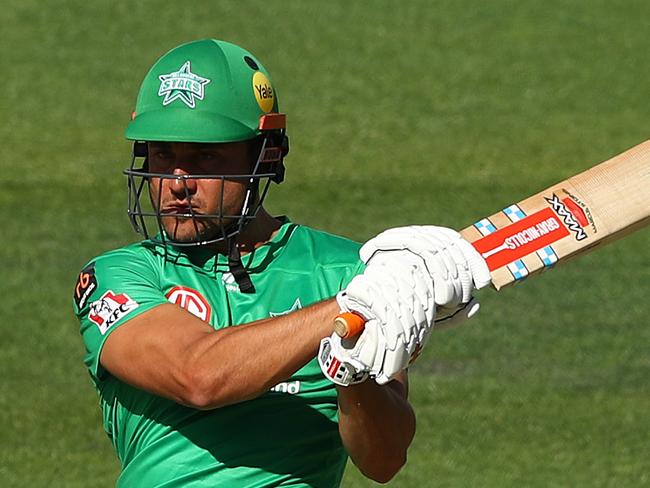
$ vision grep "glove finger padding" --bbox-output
[374,271,432,382]
[427,226,492,290]
[361,225,491,307]
[368,269,427,381]
[424,231,473,303]
[337,260,433,384]
[342,281,413,381]
[344,270,407,352]
[452,235,492,290]
[361,227,459,306]
[359,226,424,259]
[364,251,435,328]
[362,264,427,352]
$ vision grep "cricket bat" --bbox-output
[335,140,650,338]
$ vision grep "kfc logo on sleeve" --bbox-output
[88,291,139,334]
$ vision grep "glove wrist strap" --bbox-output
[318,338,369,387]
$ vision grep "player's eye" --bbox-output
[149,156,175,174]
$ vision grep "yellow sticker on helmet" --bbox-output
[253,71,274,113]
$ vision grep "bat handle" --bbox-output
[334,312,367,338]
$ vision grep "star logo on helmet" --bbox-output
[158,61,211,109]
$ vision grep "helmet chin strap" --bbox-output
[227,240,255,293]
[222,135,270,294]
[224,207,256,293]
[222,188,257,293]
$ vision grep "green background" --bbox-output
[1,1,649,486]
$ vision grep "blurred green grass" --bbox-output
[1,1,649,486]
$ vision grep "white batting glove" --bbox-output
[318,226,491,386]
[318,259,431,385]
[433,297,481,328]
[360,225,491,321]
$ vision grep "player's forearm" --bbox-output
[337,376,416,483]
[188,299,339,409]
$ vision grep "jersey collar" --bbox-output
[148,216,296,274]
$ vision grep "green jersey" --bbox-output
[73,219,363,487]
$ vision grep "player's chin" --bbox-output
[162,217,228,243]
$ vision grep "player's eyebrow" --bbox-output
[149,142,224,152]
[196,145,222,152]
[149,142,172,150]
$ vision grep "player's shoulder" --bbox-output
[289,221,361,265]
[81,241,158,271]
[73,241,161,311]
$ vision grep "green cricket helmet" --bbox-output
[123,39,288,292]
[125,38,283,144]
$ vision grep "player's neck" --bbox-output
[204,208,282,256]
[235,208,283,255]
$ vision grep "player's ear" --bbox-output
[132,141,149,171]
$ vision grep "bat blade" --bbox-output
[460,140,650,290]
[335,141,650,338]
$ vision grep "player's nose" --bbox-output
[169,167,198,199]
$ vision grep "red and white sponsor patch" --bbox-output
[473,207,570,271]
[88,290,139,335]
[166,286,211,322]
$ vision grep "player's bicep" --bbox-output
[100,303,216,406]
[74,255,169,380]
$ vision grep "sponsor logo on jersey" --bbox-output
[545,194,588,241]
[269,298,302,317]
[166,286,211,322]
[472,207,570,271]
[270,380,301,394]
[74,263,97,310]
[158,61,211,108]
[88,291,138,335]
[221,272,240,292]
[252,71,274,113]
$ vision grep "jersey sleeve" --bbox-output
[72,247,168,381]
[338,259,365,290]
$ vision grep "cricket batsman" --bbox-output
[73,39,490,487]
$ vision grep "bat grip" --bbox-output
[334,312,367,338]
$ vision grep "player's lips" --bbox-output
[161,204,202,215]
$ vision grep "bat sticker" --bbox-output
[472,207,570,271]
[545,194,588,240]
